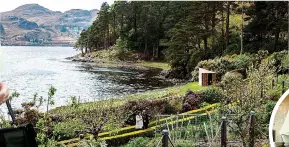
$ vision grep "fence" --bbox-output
[153,111,259,147]
[58,104,218,146]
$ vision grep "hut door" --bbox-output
[208,74,212,85]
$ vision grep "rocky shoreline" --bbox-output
[65,55,186,84]
[65,55,153,71]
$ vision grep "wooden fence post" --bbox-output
[162,130,169,147]
[272,79,275,88]
[282,81,285,94]
[248,111,255,147]
[221,116,227,147]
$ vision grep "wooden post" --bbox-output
[272,79,275,88]
[162,130,169,147]
[282,81,285,94]
[79,134,84,140]
[248,111,255,147]
[221,116,227,147]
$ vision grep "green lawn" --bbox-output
[180,82,207,94]
[135,61,171,70]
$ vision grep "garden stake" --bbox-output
[184,120,191,140]
[170,115,174,142]
[221,116,227,147]
[176,115,179,142]
[248,111,255,147]
[180,115,184,139]
[282,81,285,93]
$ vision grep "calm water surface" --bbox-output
[0,46,173,117]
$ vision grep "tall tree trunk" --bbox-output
[240,1,244,55]
[211,3,216,55]
[134,4,137,40]
[152,44,155,60]
[204,3,209,54]
[203,37,208,56]
[145,35,148,58]
[225,2,231,51]
[113,12,116,44]
[221,5,225,54]
[156,39,159,59]
[107,25,110,49]
[120,14,124,39]
[274,28,280,51]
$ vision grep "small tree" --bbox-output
[79,99,124,141]
[220,59,275,146]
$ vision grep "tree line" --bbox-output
[75,1,288,78]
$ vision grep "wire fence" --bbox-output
[153,111,264,147]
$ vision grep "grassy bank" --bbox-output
[135,61,171,70]
[50,82,205,115]
[76,50,171,71]
[47,82,208,143]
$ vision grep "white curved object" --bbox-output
[280,101,289,145]
[282,135,289,146]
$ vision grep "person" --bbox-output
[142,110,149,129]
[0,83,9,105]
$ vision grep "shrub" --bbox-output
[53,118,86,140]
[220,70,243,87]
[164,102,176,114]
[277,74,289,85]
[182,90,202,112]
[234,54,252,69]
[201,88,224,104]
[257,100,277,125]
[166,97,182,114]
[115,37,128,53]
[123,97,183,126]
[266,85,282,101]
[182,102,192,112]
[122,137,150,147]
[192,55,240,81]
[268,50,289,74]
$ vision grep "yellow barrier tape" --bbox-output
[58,103,218,145]
[66,110,216,147]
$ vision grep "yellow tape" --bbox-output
[58,103,218,145]
[66,110,216,147]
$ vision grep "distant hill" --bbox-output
[0,4,98,46]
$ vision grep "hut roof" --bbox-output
[199,68,216,73]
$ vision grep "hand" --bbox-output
[0,83,9,104]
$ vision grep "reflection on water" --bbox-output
[0,46,173,117]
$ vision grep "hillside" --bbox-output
[0,4,98,46]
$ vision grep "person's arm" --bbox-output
[0,83,9,105]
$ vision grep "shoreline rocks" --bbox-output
[65,56,94,62]
[65,55,185,84]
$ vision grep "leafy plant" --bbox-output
[122,137,150,147]
[53,118,86,140]
[201,88,225,104]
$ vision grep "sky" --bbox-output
[0,0,115,12]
